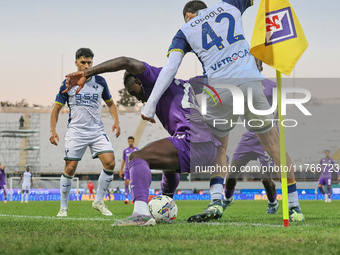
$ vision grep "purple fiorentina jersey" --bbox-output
[123,147,139,170]
[238,79,277,141]
[319,157,338,179]
[135,62,220,145]
[0,168,5,186]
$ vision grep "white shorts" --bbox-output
[64,133,114,161]
[204,81,274,137]
[22,183,31,191]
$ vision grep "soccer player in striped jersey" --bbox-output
[315,150,340,202]
[140,0,304,222]
[119,136,139,204]
[19,166,33,203]
[65,56,226,226]
[50,48,121,217]
[0,163,7,203]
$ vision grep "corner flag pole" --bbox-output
[276,70,289,227]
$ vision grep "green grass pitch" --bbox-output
[1,200,340,255]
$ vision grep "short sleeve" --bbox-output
[55,80,68,106]
[134,62,162,89]
[123,150,126,160]
[167,30,192,57]
[223,0,253,14]
[95,76,112,102]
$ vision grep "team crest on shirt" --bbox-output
[265,7,297,46]
[93,85,99,90]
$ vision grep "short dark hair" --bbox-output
[123,71,141,90]
[75,48,94,60]
[128,136,135,140]
[183,0,207,18]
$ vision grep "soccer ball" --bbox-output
[148,195,178,223]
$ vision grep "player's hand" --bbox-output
[338,176,340,181]
[112,122,121,138]
[62,71,87,94]
[119,171,123,178]
[49,130,59,146]
[141,105,156,123]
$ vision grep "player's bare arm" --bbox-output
[119,159,126,178]
[50,104,62,146]
[106,99,121,138]
[63,57,146,94]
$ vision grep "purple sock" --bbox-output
[3,189,6,200]
[129,158,152,204]
[225,189,235,199]
[327,185,332,196]
[161,172,180,198]
[319,186,325,195]
[268,191,277,203]
[125,185,129,200]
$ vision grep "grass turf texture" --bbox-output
[1,200,340,255]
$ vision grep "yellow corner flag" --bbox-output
[250,0,308,76]
[250,0,308,227]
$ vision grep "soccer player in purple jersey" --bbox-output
[0,163,7,203]
[315,150,340,202]
[65,56,226,226]
[140,0,304,222]
[119,136,139,204]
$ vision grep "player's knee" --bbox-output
[105,160,115,170]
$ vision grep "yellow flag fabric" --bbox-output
[250,0,308,76]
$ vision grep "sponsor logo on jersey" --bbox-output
[211,49,251,72]
[265,7,297,46]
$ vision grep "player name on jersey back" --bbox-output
[169,0,264,85]
[188,7,225,27]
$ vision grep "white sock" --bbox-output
[288,183,300,208]
[95,169,113,202]
[133,201,150,215]
[210,176,224,203]
[210,184,223,202]
[21,193,24,201]
[60,173,73,208]
[288,191,299,208]
[25,193,28,201]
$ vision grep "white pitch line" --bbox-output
[1,214,337,227]
[0,214,118,221]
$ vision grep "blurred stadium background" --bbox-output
[1,94,340,201]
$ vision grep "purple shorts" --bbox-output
[124,168,130,180]
[0,184,6,189]
[167,133,219,173]
[233,139,274,167]
[318,178,331,186]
